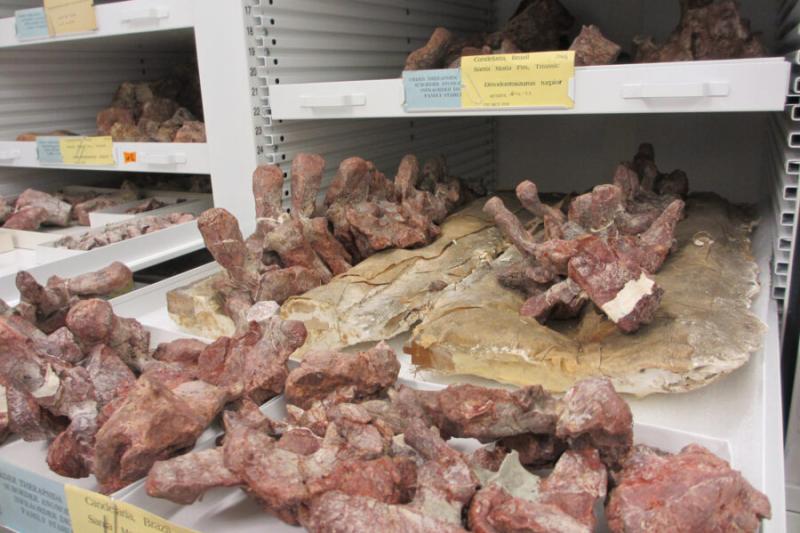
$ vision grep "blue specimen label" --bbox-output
[403,69,462,110]
[36,137,65,164]
[15,7,50,41]
[0,459,71,533]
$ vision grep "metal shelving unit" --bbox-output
[0,1,260,295]
[0,0,794,532]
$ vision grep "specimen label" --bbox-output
[43,0,97,36]
[65,484,198,533]
[461,51,575,109]
[15,7,50,40]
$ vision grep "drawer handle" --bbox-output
[622,81,730,99]
[141,153,186,165]
[300,94,367,108]
[121,7,170,22]
[0,149,20,160]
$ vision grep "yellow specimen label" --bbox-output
[59,136,114,166]
[65,485,199,533]
[461,51,575,109]
[44,0,96,36]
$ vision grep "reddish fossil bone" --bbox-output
[483,144,686,333]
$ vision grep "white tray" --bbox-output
[87,197,211,228]
[117,393,732,533]
[0,220,204,304]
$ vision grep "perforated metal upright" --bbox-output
[239,0,497,216]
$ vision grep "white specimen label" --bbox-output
[601,273,655,322]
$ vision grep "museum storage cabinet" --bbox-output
[0,0,797,532]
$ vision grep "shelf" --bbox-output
[270,58,791,119]
[0,141,210,174]
[0,0,195,49]
[0,219,205,304]
[109,196,787,532]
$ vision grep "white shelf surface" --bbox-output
[270,58,791,119]
[0,247,39,278]
[0,140,210,174]
[111,200,787,532]
[0,219,204,304]
[0,0,195,49]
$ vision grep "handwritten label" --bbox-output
[403,69,461,110]
[65,485,198,533]
[44,0,97,36]
[60,136,114,165]
[36,136,115,165]
[36,137,64,164]
[461,51,575,109]
[0,459,72,533]
[15,7,51,41]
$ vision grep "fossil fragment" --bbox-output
[482,144,686,333]
[570,25,623,66]
[5,380,65,441]
[2,206,49,231]
[16,130,78,141]
[284,342,400,409]
[16,262,133,333]
[196,316,306,404]
[469,449,607,533]
[66,298,151,371]
[405,0,609,71]
[55,213,195,251]
[633,0,765,62]
[607,444,771,532]
[126,198,168,214]
[409,192,761,395]
[72,183,139,226]
[210,405,415,525]
[198,155,350,325]
[501,0,574,52]
[97,107,136,136]
[93,377,210,493]
[324,154,468,262]
[305,491,467,533]
[174,121,206,143]
[146,448,241,504]
[14,189,72,227]
[96,69,205,142]
[140,373,769,532]
[362,383,559,442]
[302,418,476,531]
[405,27,460,71]
[556,377,633,468]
